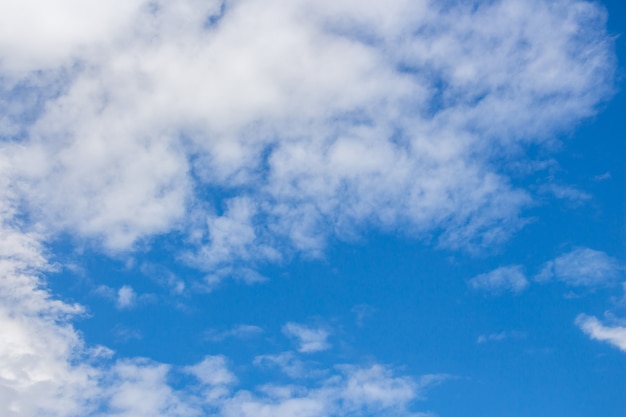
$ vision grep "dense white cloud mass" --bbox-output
[575,315,626,353]
[535,248,623,287]
[0,0,619,414]
[0,197,95,416]
[468,265,528,295]
[0,0,615,263]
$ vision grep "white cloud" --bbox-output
[0,0,147,73]
[116,286,137,309]
[0,0,613,276]
[185,355,237,387]
[140,263,186,295]
[468,265,528,295]
[283,323,331,353]
[0,191,431,416]
[538,184,591,203]
[221,364,429,417]
[95,284,153,310]
[0,190,98,417]
[254,351,321,379]
[535,248,623,287]
[575,314,626,352]
[0,0,618,412]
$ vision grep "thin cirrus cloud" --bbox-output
[253,351,321,379]
[477,331,526,344]
[205,324,264,342]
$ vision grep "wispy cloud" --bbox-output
[254,351,323,379]
[477,331,526,344]
[468,265,528,295]
[94,284,153,310]
[535,248,623,287]
[205,324,264,342]
[538,184,592,203]
[352,304,377,327]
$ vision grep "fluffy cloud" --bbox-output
[0,202,427,416]
[116,286,137,309]
[221,364,428,417]
[535,248,623,287]
[0,0,619,413]
[468,265,528,295]
[575,315,626,353]
[283,323,331,353]
[0,189,97,417]
[0,0,614,273]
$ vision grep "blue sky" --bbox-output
[0,0,625,416]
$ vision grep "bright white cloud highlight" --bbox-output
[536,248,623,287]
[468,265,528,295]
[283,323,331,353]
[575,314,626,352]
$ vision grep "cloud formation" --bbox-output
[283,322,332,353]
[575,315,626,352]
[206,324,264,342]
[535,248,623,287]
[0,0,615,272]
[0,0,620,414]
[468,265,528,295]
[476,331,526,344]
